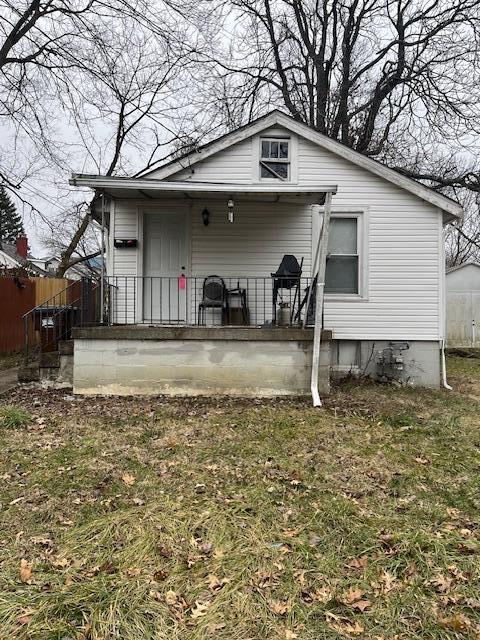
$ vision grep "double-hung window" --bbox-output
[260,138,290,180]
[325,217,359,295]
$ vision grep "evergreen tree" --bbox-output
[0,185,24,244]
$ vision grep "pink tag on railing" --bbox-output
[178,275,186,290]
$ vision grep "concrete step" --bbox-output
[40,351,60,368]
[59,340,74,356]
[18,363,40,383]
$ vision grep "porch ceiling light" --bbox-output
[202,208,210,226]
[227,198,234,223]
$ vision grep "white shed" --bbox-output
[446,262,480,347]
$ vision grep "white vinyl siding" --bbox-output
[111,200,138,323]
[111,124,442,340]
[164,137,254,183]
[296,135,440,340]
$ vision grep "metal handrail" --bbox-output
[22,278,100,361]
[21,280,79,319]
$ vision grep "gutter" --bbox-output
[69,174,338,196]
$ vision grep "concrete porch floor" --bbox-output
[73,325,332,341]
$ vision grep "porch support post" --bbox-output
[100,190,106,324]
[310,191,333,407]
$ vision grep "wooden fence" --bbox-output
[33,277,70,306]
[0,276,36,353]
[0,275,73,354]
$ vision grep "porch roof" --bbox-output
[69,174,337,204]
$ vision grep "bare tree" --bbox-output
[205,0,480,166]
[1,0,202,273]
[445,191,480,266]
[193,0,480,258]
[52,29,195,276]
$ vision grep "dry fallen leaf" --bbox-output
[29,536,53,547]
[190,601,210,619]
[268,599,291,615]
[429,573,453,593]
[16,610,34,625]
[344,588,365,603]
[207,574,229,591]
[374,570,396,595]
[294,569,306,587]
[165,590,178,605]
[206,621,226,633]
[19,559,32,583]
[347,555,368,570]
[285,631,298,639]
[351,599,371,612]
[122,473,136,486]
[326,612,364,636]
[312,587,333,603]
[414,456,430,465]
[199,541,213,555]
[50,555,70,569]
[438,613,471,632]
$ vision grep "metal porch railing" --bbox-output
[103,276,316,327]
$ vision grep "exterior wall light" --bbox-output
[201,208,210,226]
[227,199,234,223]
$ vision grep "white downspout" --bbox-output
[440,226,452,390]
[441,339,452,390]
[311,191,333,407]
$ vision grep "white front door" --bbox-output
[143,212,187,323]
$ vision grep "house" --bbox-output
[28,254,102,280]
[446,262,480,347]
[67,110,462,399]
[0,237,48,276]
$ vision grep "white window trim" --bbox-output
[252,133,298,184]
[313,207,369,302]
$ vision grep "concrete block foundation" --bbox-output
[330,339,441,387]
[72,326,331,397]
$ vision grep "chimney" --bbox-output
[16,235,28,259]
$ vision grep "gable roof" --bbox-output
[447,262,480,274]
[140,110,462,220]
[0,243,47,275]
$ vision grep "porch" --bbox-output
[36,178,338,400]
[20,275,332,398]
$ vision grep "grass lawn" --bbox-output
[1,357,480,639]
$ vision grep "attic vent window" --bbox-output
[260,138,290,180]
